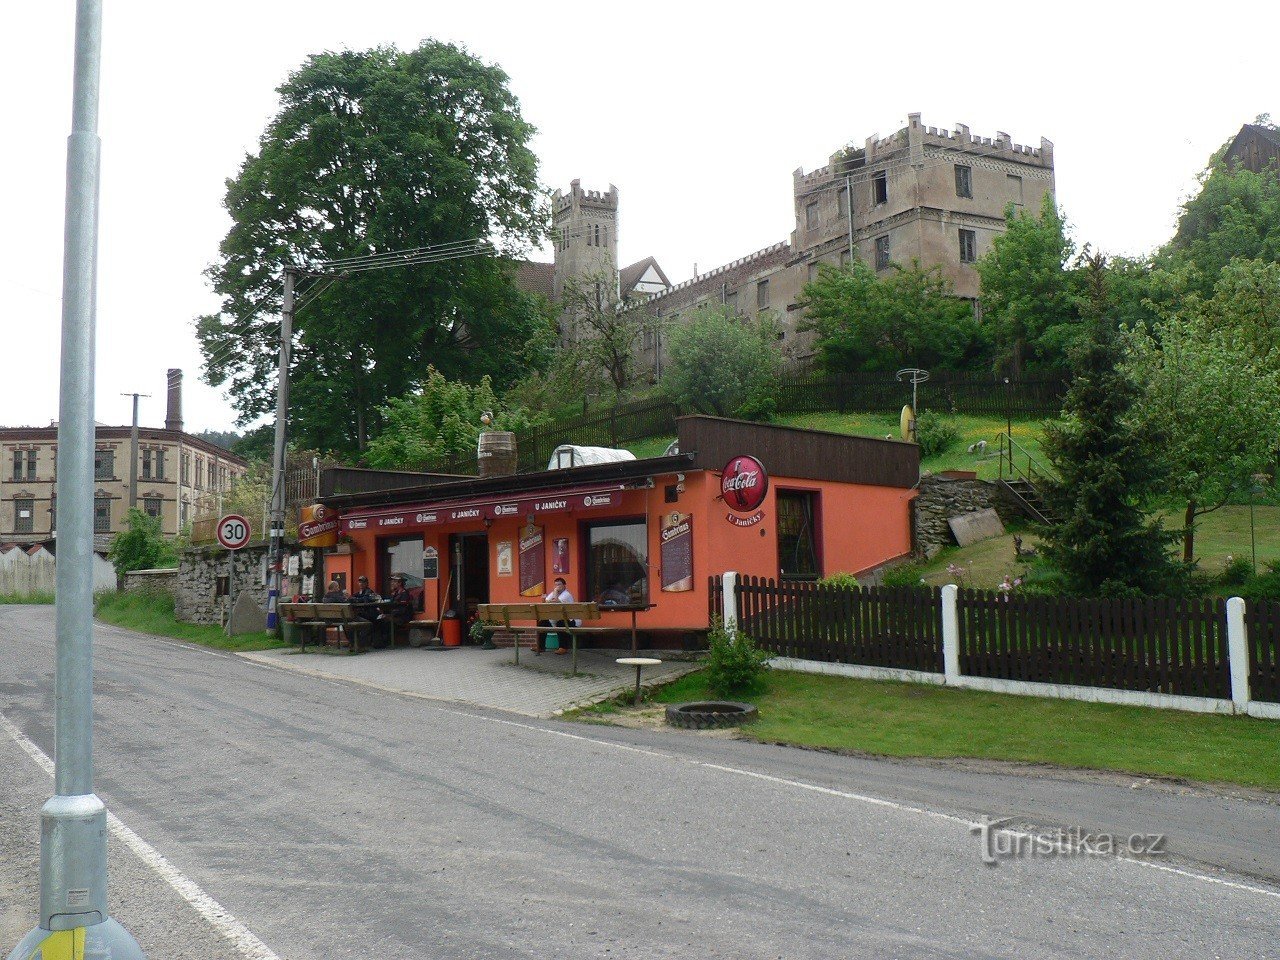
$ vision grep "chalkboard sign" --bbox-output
[422,546,439,581]
[660,512,694,592]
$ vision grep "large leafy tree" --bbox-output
[800,260,985,372]
[1124,301,1280,562]
[197,42,548,456]
[1165,125,1280,296]
[364,367,542,470]
[1036,255,1175,597]
[558,261,657,397]
[662,305,782,419]
[976,193,1079,376]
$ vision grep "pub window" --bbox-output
[144,497,162,520]
[875,235,891,271]
[955,164,973,198]
[959,228,977,264]
[805,200,819,230]
[585,519,647,606]
[756,279,770,310]
[12,451,22,481]
[94,450,114,480]
[14,498,34,534]
[94,498,111,533]
[777,490,819,579]
[872,171,888,205]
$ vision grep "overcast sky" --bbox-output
[2,1,1274,434]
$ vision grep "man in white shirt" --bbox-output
[538,577,574,655]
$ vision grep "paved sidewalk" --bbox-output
[239,645,700,716]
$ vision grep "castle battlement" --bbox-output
[552,179,619,214]
[645,241,791,305]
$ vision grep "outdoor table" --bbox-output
[616,657,662,706]
[601,602,656,654]
[475,602,602,677]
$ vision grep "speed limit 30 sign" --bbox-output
[217,514,252,550]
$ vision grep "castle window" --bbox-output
[1007,174,1024,205]
[594,224,600,246]
[756,279,770,310]
[14,498,34,534]
[959,229,977,264]
[955,164,972,198]
[838,186,849,218]
[806,201,819,230]
[875,235,890,271]
[872,172,888,205]
[725,291,739,313]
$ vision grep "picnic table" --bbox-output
[279,602,374,654]
[476,602,606,677]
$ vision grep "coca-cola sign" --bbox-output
[720,455,768,513]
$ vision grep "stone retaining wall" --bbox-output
[122,568,178,596]
[175,543,271,625]
[914,475,1019,558]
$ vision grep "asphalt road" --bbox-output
[1,604,1277,959]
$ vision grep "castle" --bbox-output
[520,112,1055,371]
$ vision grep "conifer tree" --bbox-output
[1036,254,1175,596]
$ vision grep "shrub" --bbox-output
[881,564,927,588]
[817,572,860,590]
[703,617,770,698]
[1219,554,1253,587]
[1239,562,1280,602]
[915,411,960,458]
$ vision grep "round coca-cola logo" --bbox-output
[720,455,768,513]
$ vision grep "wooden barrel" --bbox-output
[477,431,517,477]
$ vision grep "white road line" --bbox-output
[0,712,282,960]
[411,700,1280,902]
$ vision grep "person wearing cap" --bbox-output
[350,575,381,623]
[377,574,415,646]
[537,577,575,655]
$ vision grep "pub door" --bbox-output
[449,532,490,625]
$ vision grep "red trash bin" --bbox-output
[441,616,462,647]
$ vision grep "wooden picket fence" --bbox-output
[957,590,1230,699]
[709,575,944,673]
[1247,601,1280,704]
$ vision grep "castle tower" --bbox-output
[551,180,619,304]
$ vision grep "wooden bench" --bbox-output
[476,602,606,676]
[279,602,375,654]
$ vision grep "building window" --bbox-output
[1007,174,1024,204]
[195,457,204,490]
[179,498,188,530]
[143,497,162,520]
[837,186,849,218]
[585,519,648,606]
[777,490,819,579]
[14,499,34,534]
[94,498,111,533]
[49,496,55,531]
[805,201,819,230]
[94,450,114,480]
[756,279,770,310]
[11,451,21,481]
[955,164,972,198]
[155,449,165,480]
[142,450,152,480]
[959,228,977,264]
[872,171,888,205]
[875,235,891,271]
[180,452,190,485]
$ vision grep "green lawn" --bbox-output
[579,669,1280,790]
[0,592,54,605]
[95,589,288,652]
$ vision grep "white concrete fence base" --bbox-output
[720,572,1278,720]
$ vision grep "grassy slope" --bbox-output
[0,592,54,604]
[584,669,1280,790]
[95,589,288,652]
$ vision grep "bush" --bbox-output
[1219,554,1253,587]
[914,411,960,458]
[1239,562,1280,602]
[108,508,177,578]
[880,564,927,588]
[703,617,770,698]
[817,572,860,590]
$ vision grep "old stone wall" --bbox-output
[123,568,178,596]
[914,475,1018,558]
[175,543,271,625]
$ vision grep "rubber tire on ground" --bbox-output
[665,701,758,730]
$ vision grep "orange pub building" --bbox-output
[315,416,919,647]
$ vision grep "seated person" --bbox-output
[376,574,415,644]
[599,581,630,606]
[349,576,381,621]
[537,577,574,655]
[321,580,348,603]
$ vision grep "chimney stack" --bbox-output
[165,368,183,432]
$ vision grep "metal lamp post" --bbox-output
[8,2,145,956]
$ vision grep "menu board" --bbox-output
[519,526,546,597]
[660,512,694,592]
